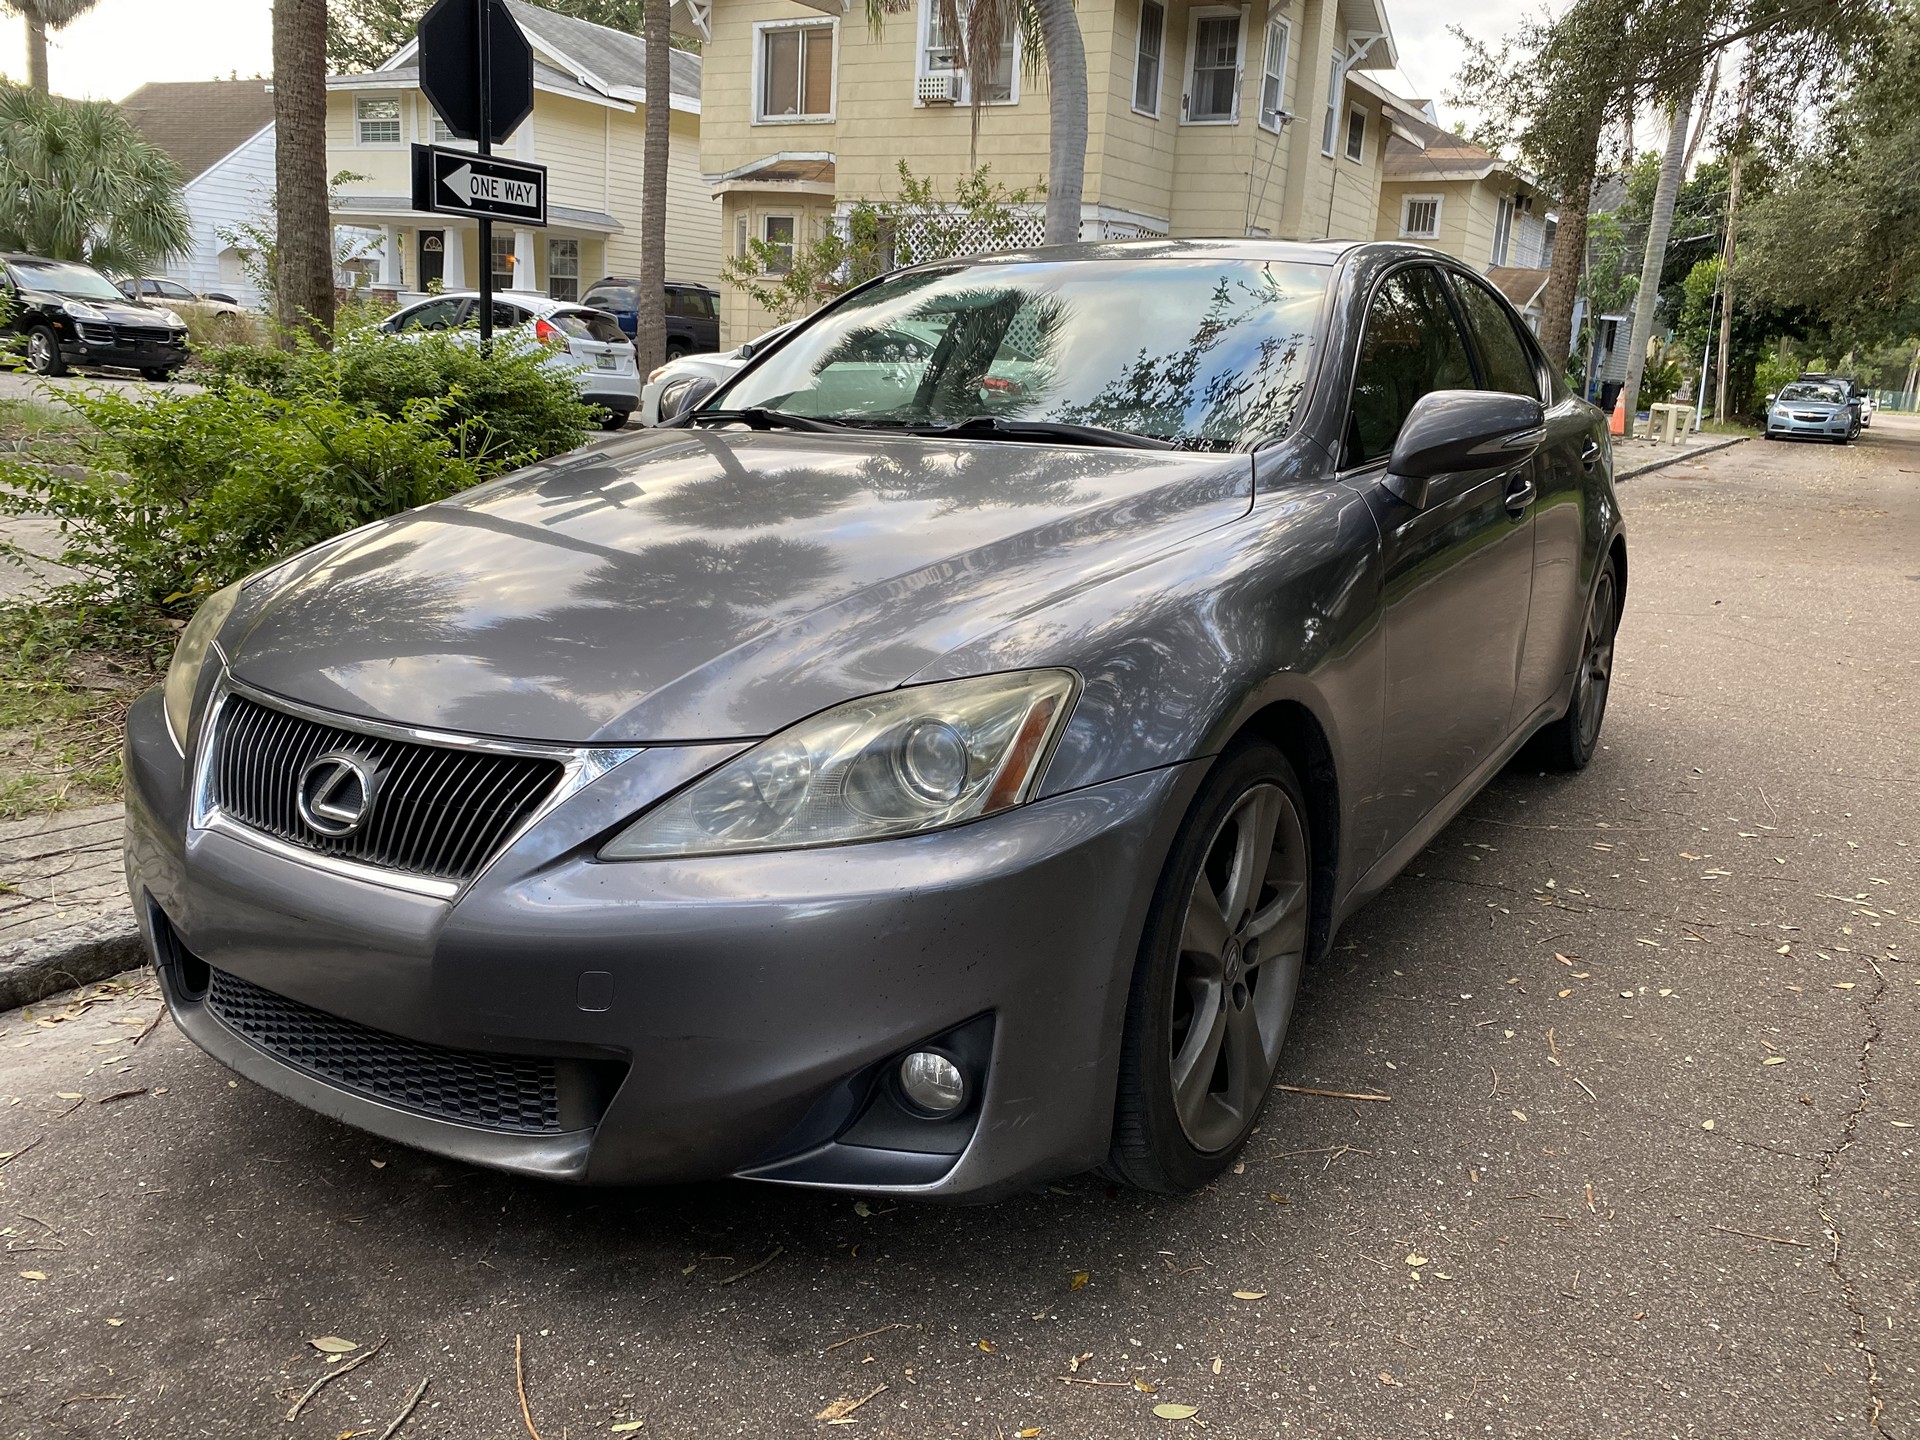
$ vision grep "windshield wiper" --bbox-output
[895,415,1176,450]
[691,407,862,434]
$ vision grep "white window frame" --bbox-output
[1344,103,1367,162]
[1491,194,1515,266]
[762,213,797,274]
[1182,4,1247,126]
[548,237,580,302]
[1321,54,1343,155]
[1256,17,1290,132]
[1399,193,1442,240]
[916,0,1020,107]
[355,94,402,147]
[1132,0,1166,118]
[752,16,839,124]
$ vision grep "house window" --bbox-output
[757,20,835,120]
[1321,55,1343,154]
[1184,9,1242,123]
[735,215,750,257]
[356,96,401,145]
[1258,19,1289,131]
[1491,195,1514,265]
[763,214,796,274]
[1345,104,1366,161]
[548,238,579,302]
[1133,0,1165,116]
[491,231,515,291]
[1400,194,1441,239]
[920,0,1016,104]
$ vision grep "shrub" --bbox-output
[0,328,594,617]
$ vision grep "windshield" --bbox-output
[9,259,125,302]
[1779,382,1845,404]
[716,258,1331,451]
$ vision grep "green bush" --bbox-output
[0,328,594,618]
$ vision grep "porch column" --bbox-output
[378,226,401,287]
[1278,0,1340,239]
[442,226,467,288]
[513,227,537,292]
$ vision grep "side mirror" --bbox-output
[1385,390,1546,508]
[661,374,721,423]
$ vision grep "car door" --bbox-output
[1344,262,1536,843]
[1444,269,1593,729]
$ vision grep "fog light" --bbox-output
[898,1051,966,1114]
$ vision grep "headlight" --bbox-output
[601,669,1079,859]
[62,300,106,320]
[162,581,241,751]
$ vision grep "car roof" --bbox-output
[401,290,563,313]
[585,276,718,291]
[951,237,1370,268]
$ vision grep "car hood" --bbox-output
[225,428,1253,742]
[25,290,175,326]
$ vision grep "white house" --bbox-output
[119,79,277,307]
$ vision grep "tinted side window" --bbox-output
[584,286,637,312]
[1451,275,1541,399]
[397,298,462,331]
[1344,265,1477,468]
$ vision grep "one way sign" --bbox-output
[410,144,548,226]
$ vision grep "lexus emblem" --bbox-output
[297,752,380,837]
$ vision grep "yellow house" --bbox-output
[326,0,721,302]
[1374,108,1556,326]
[678,0,1426,341]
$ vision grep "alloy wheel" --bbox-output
[1168,782,1309,1151]
[1574,569,1618,753]
[26,331,53,373]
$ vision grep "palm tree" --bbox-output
[1618,86,1696,436]
[1,0,97,94]
[635,0,670,369]
[0,84,188,272]
[273,0,335,343]
[867,0,1087,244]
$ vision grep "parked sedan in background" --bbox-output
[2,253,189,379]
[379,291,639,429]
[128,240,1624,1201]
[1765,380,1858,443]
[639,322,793,425]
[117,275,251,333]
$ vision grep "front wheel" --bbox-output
[25,324,66,376]
[1535,559,1619,771]
[141,367,177,382]
[1105,742,1314,1194]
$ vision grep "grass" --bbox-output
[0,396,89,447]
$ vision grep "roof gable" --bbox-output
[117,79,275,183]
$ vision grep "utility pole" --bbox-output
[1714,60,1750,422]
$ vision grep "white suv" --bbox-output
[379,291,640,429]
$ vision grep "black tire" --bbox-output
[141,367,176,382]
[1536,559,1620,771]
[600,409,631,432]
[664,346,687,363]
[25,324,66,377]
[1105,741,1314,1194]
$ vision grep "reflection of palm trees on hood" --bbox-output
[856,443,1100,514]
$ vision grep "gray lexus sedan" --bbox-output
[126,240,1624,1200]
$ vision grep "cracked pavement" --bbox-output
[1,419,1916,1439]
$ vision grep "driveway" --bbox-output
[1,419,1915,1439]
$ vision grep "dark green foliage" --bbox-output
[0,331,594,617]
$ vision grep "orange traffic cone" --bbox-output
[1608,391,1627,436]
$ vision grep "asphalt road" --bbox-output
[3,419,1916,1440]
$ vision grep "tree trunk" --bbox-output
[1537,168,1594,371]
[1713,146,1741,421]
[25,12,48,92]
[1030,0,1086,245]
[1618,89,1695,438]
[272,0,335,345]
[635,0,671,371]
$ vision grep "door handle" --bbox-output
[1581,438,1603,473]
[1504,472,1536,517]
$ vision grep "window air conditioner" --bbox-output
[917,72,962,105]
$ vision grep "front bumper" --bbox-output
[123,686,1198,1199]
[62,320,188,370]
[1766,411,1852,438]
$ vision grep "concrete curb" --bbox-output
[0,904,144,1012]
[1614,433,1748,482]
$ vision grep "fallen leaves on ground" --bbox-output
[1230,1290,1266,1300]
[310,1336,358,1355]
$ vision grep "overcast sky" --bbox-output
[0,0,1528,120]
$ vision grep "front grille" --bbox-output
[76,321,116,346]
[116,325,175,347]
[210,694,565,882]
[207,967,564,1132]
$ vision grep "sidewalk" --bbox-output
[0,803,142,1010]
[1612,426,1747,480]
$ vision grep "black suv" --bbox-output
[579,277,719,357]
[2,254,190,379]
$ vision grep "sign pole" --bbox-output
[476,0,493,349]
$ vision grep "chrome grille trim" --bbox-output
[190,673,641,897]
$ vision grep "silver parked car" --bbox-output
[640,322,793,425]
[380,291,640,429]
[128,240,1625,1200]
[1764,380,1858,443]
